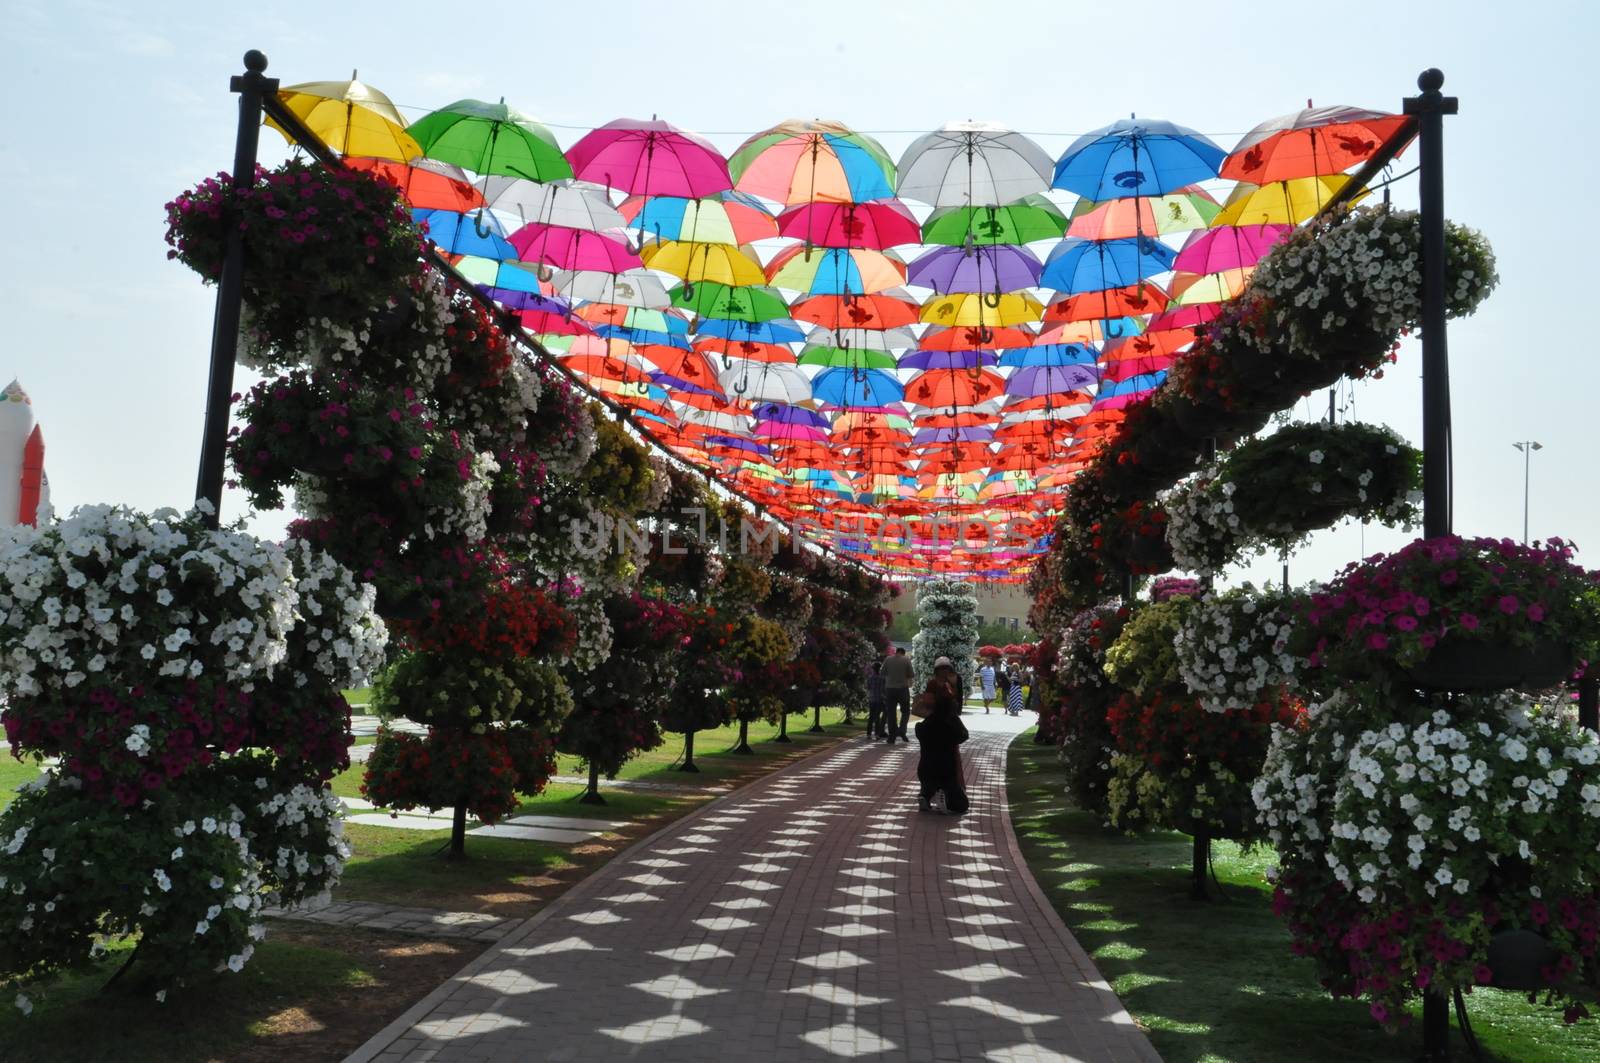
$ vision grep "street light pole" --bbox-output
[1512,441,1543,545]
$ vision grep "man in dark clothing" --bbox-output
[881,648,914,744]
[915,657,969,813]
[865,662,888,739]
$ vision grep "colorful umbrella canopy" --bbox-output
[549,268,671,308]
[641,240,766,287]
[670,282,789,322]
[1223,105,1412,182]
[566,118,732,197]
[766,246,908,295]
[907,244,1043,294]
[896,122,1055,207]
[1066,187,1220,239]
[510,223,642,272]
[1040,237,1176,293]
[775,199,922,249]
[620,191,778,245]
[1052,118,1226,199]
[1212,175,1362,226]
[482,178,624,230]
[344,157,483,211]
[1172,223,1292,274]
[271,77,421,161]
[730,120,897,204]
[812,368,906,407]
[919,291,1043,328]
[790,291,921,330]
[921,195,1068,246]
[413,209,518,259]
[407,99,571,181]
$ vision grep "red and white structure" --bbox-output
[0,380,48,527]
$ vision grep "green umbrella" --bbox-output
[796,345,898,370]
[406,98,572,181]
[670,282,790,322]
[921,193,1067,246]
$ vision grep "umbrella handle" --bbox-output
[982,290,1002,310]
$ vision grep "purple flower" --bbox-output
[1497,595,1520,615]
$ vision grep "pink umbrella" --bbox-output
[566,118,733,197]
[1172,224,1291,275]
[775,199,922,250]
[509,223,642,272]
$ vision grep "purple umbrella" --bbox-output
[1006,364,1100,397]
[897,349,998,370]
[906,244,1043,294]
[650,372,725,398]
[753,402,829,427]
[1172,224,1292,274]
[478,288,572,315]
[913,425,995,446]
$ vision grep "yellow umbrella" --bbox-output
[1212,175,1366,226]
[268,75,421,161]
[1170,270,1251,306]
[919,291,1043,328]
[640,241,766,287]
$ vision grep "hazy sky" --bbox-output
[4,0,1594,592]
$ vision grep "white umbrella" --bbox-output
[481,178,625,230]
[548,268,671,309]
[805,326,920,351]
[717,362,813,405]
[896,122,1054,208]
[677,407,753,433]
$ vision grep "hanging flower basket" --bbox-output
[1487,929,1563,992]
[1407,635,1576,693]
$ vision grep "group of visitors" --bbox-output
[977,659,1031,716]
[863,648,972,815]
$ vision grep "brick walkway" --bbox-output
[346,714,1160,1062]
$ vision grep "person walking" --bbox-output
[865,661,888,739]
[1006,663,1025,716]
[881,648,914,744]
[914,656,969,813]
[978,661,997,714]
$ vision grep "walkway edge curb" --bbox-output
[996,730,1165,1062]
[341,731,854,1063]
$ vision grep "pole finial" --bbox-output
[243,50,268,73]
[1417,68,1445,93]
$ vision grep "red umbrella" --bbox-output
[1222,105,1411,182]
[344,157,484,211]
[906,369,1007,408]
[791,291,921,330]
[776,200,922,249]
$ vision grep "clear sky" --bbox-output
[3,0,1595,592]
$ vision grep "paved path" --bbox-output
[346,714,1159,1063]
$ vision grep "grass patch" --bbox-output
[0,925,471,1062]
[553,706,855,784]
[1006,730,1600,1063]
[0,756,45,810]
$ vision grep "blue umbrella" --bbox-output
[593,323,692,349]
[1092,371,1168,410]
[1052,119,1226,200]
[1040,237,1175,294]
[997,343,1096,368]
[412,208,519,259]
[812,367,905,407]
[696,318,807,344]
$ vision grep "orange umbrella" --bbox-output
[1044,284,1169,323]
[791,291,921,330]
[905,370,1007,408]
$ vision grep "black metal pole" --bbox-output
[1579,666,1598,734]
[195,50,278,529]
[1404,69,1458,541]
[1405,68,1459,1063]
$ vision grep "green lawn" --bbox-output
[553,706,856,784]
[1006,730,1600,1063]
[0,925,468,1063]
[0,756,45,810]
